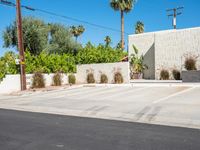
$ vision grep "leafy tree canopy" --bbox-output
[76,42,127,64]
[3,17,81,55]
[110,0,135,13]
[135,21,144,34]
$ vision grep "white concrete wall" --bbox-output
[76,62,130,84]
[0,73,75,94]
[129,27,200,79]
[0,75,21,94]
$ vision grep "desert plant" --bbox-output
[114,72,124,84]
[172,69,181,80]
[160,69,170,80]
[130,45,147,74]
[68,74,76,84]
[184,56,198,71]
[100,74,108,84]
[32,72,45,88]
[52,72,62,86]
[87,73,95,84]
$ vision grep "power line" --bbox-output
[0,0,130,35]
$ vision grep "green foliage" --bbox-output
[0,51,19,81]
[110,0,135,13]
[135,21,144,34]
[184,55,198,71]
[172,69,181,80]
[104,36,112,47]
[100,74,108,84]
[3,51,18,74]
[52,72,62,86]
[32,72,45,88]
[25,51,76,74]
[70,25,85,41]
[160,69,170,80]
[0,58,6,81]
[68,74,76,84]
[87,73,95,84]
[114,72,123,84]
[130,45,147,73]
[3,17,48,55]
[76,42,126,64]
[3,17,81,55]
[46,23,81,54]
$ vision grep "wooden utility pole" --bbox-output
[16,0,26,90]
[167,7,184,29]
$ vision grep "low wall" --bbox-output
[0,62,130,94]
[76,62,130,84]
[0,75,21,94]
[0,73,73,94]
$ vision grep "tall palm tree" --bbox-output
[104,36,112,47]
[110,0,135,49]
[135,21,144,34]
[70,25,85,42]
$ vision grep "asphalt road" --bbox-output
[0,109,200,150]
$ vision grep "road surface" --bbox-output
[0,109,200,150]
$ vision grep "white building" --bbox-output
[128,27,200,79]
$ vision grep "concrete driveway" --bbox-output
[0,84,200,129]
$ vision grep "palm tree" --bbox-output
[135,21,144,34]
[110,0,135,49]
[70,25,85,42]
[104,36,112,47]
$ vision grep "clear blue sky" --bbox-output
[0,0,200,56]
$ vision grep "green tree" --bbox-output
[3,17,49,55]
[3,17,81,55]
[46,23,81,54]
[135,21,144,34]
[104,36,112,47]
[70,25,85,42]
[110,0,136,49]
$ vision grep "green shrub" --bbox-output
[32,72,45,88]
[160,69,169,80]
[184,56,197,71]
[52,72,62,86]
[172,69,181,80]
[100,74,108,84]
[76,42,127,64]
[0,59,6,82]
[68,74,76,84]
[114,72,123,84]
[25,51,76,74]
[87,73,95,84]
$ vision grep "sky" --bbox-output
[0,0,200,56]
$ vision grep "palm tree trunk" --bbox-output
[121,10,125,50]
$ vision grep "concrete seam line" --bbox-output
[152,87,196,104]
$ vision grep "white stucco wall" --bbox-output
[0,75,21,94]
[76,62,130,84]
[0,73,75,94]
[129,27,200,79]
